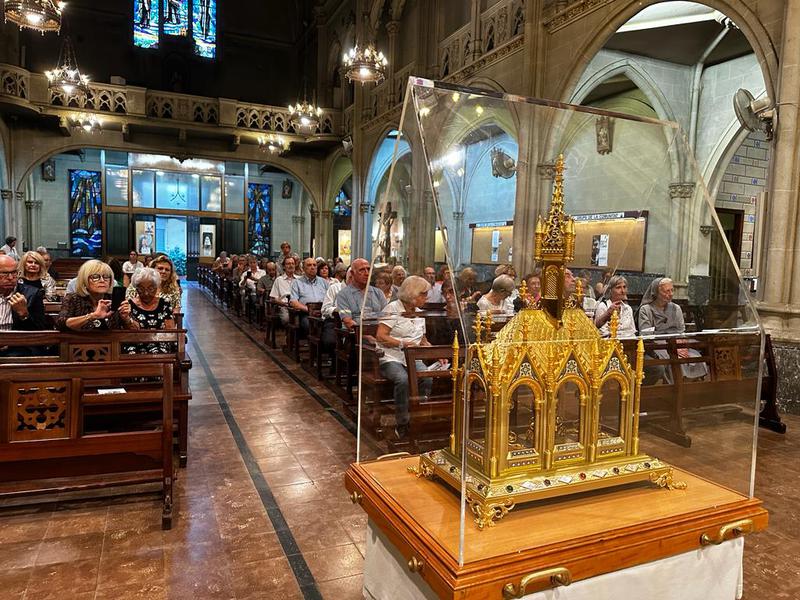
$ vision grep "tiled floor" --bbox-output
[0,285,795,599]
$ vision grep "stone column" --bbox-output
[451,211,465,267]
[25,198,42,250]
[310,209,320,257]
[386,21,400,100]
[758,0,800,339]
[469,0,482,61]
[358,201,371,260]
[292,216,305,256]
[350,0,368,259]
[318,209,333,260]
[1,190,12,244]
[668,182,697,294]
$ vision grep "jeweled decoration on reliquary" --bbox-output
[410,154,686,530]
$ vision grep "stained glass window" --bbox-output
[162,0,189,37]
[333,189,352,216]
[247,183,271,256]
[192,0,217,58]
[69,170,103,258]
[134,0,159,48]
[156,171,200,210]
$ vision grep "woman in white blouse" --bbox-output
[594,275,636,338]
[376,276,439,440]
[477,275,515,315]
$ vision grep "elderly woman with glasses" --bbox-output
[56,260,135,331]
[122,268,176,354]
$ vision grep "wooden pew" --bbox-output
[264,299,281,349]
[0,330,192,467]
[0,359,175,529]
[626,332,766,447]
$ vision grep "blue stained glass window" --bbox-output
[162,0,190,36]
[333,189,352,217]
[192,0,217,58]
[247,183,271,256]
[69,170,103,258]
[134,0,159,48]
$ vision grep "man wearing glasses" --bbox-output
[0,255,47,333]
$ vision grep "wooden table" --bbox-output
[345,456,767,599]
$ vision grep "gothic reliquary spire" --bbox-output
[534,154,576,325]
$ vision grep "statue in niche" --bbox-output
[491,147,517,179]
[378,202,397,262]
[596,116,614,155]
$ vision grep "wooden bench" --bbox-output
[0,330,192,467]
[625,331,772,447]
[0,359,175,529]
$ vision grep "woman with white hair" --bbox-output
[477,275,515,314]
[376,275,438,439]
[638,277,707,382]
[124,268,176,354]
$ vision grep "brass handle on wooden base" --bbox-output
[700,519,753,546]
[377,451,411,461]
[349,491,362,504]
[502,567,572,598]
[407,556,424,573]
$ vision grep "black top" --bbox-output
[123,297,175,355]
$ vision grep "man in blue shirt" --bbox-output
[335,258,387,329]
[290,257,329,336]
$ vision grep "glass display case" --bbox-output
[351,79,764,571]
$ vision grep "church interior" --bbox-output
[0,0,797,598]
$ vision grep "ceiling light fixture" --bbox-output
[4,0,64,34]
[259,134,290,155]
[288,99,322,135]
[69,113,101,133]
[45,36,90,98]
[343,13,388,84]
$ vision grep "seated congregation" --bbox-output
[0,248,189,529]
[199,243,777,454]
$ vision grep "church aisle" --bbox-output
[0,285,365,600]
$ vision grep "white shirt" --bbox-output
[594,300,637,338]
[426,283,443,304]
[240,268,265,292]
[1,245,19,260]
[477,294,511,314]
[269,274,296,302]
[0,292,13,328]
[122,260,144,274]
[378,300,426,366]
[321,279,344,318]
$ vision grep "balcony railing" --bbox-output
[0,63,341,138]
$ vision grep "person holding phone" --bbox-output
[239,255,265,312]
[56,260,136,331]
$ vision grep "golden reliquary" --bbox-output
[411,154,685,530]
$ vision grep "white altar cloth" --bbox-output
[363,520,744,600]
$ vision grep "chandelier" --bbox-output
[288,100,322,134]
[3,0,64,33]
[45,36,90,97]
[69,113,101,133]
[258,134,290,155]
[343,44,388,84]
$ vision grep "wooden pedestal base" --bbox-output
[345,456,767,600]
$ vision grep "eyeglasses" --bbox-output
[88,274,113,282]
[0,271,17,278]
